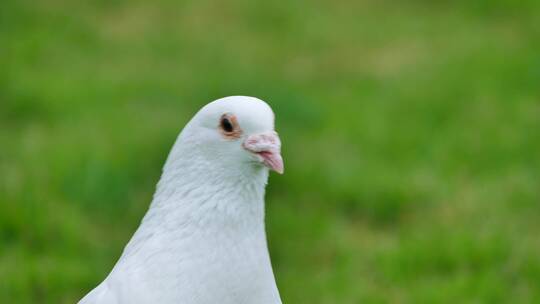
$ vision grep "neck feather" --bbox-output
[144,137,270,231]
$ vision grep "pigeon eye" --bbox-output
[221,117,234,133]
[219,114,242,139]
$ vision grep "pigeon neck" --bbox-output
[148,146,270,230]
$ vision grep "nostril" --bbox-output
[243,132,281,154]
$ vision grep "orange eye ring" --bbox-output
[219,113,242,140]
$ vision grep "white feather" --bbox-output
[79,96,282,304]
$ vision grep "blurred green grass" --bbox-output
[1,0,540,303]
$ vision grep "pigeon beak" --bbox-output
[243,132,284,174]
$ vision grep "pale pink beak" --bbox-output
[243,131,284,174]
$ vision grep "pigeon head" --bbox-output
[178,96,284,176]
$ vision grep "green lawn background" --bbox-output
[1,0,540,303]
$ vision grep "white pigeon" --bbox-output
[79,96,284,304]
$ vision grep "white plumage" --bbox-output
[79,96,283,304]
